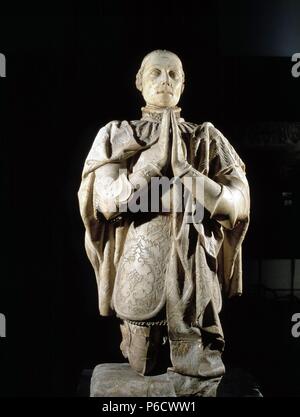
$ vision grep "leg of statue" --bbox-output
[120,321,170,376]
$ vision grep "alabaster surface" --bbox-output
[78,50,250,395]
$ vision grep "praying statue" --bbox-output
[78,50,250,396]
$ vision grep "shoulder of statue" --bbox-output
[190,121,216,144]
[193,122,232,146]
[102,119,132,131]
[190,122,240,165]
[94,119,161,149]
[94,119,136,144]
[198,123,244,167]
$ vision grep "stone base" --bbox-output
[90,363,221,397]
[90,363,263,397]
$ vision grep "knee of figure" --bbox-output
[120,321,165,376]
[119,321,131,359]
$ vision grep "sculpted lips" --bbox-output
[157,90,173,95]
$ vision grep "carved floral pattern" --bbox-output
[114,215,172,319]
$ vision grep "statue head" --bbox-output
[136,50,185,108]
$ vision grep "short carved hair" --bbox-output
[135,49,185,92]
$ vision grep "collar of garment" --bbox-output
[141,104,183,122]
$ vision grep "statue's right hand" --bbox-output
[135,109,171,174]
[155,109,171,171]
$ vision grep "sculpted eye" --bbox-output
[151,68,161,76]
[169,70,178,79]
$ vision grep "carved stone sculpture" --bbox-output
[78,50,250,396]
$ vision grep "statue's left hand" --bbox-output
[171,111,191,177]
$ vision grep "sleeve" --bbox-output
[208,125,250,230]
[207,125,250,297]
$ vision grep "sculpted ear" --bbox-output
[181,83,185,94]
[135,70,143,92]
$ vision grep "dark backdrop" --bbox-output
[0,2,300,396]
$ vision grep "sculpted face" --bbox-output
[139,52,184,108]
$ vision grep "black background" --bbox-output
[0,1,300,397]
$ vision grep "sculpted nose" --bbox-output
[161,70,171,86]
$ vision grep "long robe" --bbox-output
[78,112,250,378]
